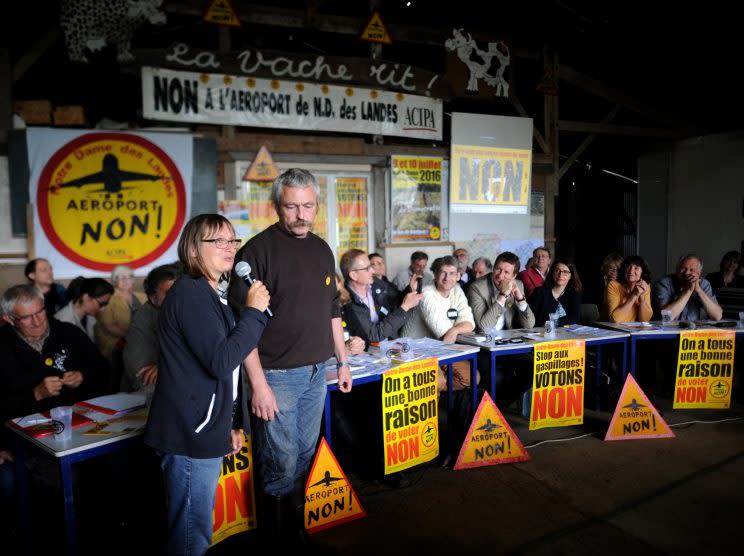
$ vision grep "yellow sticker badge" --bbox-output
[325,276,331,286]
[604,374,674,441]
[304,437,366,534]
[454,392,530,469]
[44,358,54,366]
[38,133,186,271]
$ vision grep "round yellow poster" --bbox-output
[37,133,186,271]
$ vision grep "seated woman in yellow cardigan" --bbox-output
[602,255,653,322]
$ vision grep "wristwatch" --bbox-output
[336,361,350,370]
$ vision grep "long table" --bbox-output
[7,407,148,556]
[323,338,480,446]
[595,320,744,378]
[455,324,629,411]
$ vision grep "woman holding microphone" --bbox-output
[144,214,270,556]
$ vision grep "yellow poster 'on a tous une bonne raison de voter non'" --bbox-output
[382,357,440,474]
[674,329,735,409]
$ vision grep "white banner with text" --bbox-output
[142,66,443,140]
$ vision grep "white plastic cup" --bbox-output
[50,406,73,442]
[544,319,556,336]
[739,311,744,329]
[661,310,673,325]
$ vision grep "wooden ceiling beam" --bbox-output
[558,119,683,138]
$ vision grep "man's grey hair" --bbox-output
[111,264,133,281]
[472,257,493,271]
[1,284,44,318]
[677,254,703,271]
[271,168,321,208]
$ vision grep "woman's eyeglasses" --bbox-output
[201,238,242,250]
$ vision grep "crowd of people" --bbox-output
[1,166,741,554]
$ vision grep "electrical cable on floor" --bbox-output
[669,416,744,427]
[523,416,744,448]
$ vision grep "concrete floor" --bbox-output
[213,398,744,555]
[7,397,743,555]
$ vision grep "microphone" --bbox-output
[235,261,273,317]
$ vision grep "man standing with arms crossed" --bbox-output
[228,169,352,544]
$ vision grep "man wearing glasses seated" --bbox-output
[0,284,108,421]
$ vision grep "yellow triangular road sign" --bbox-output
[454,392,530,469]
[304,437,366,534]
[242,145,280,182]
[605,374,674,441]
[203,0,242,27]
[360,11,392,45]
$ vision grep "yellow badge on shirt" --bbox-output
[45,358,54,366]
[325,276,331,286]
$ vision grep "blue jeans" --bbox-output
[254,362,327,496]
[161,453,222,556]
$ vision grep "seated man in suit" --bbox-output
[469,251,535,332]
[468,252,535,409]
[121,263,180,392]
[0,284,107,420]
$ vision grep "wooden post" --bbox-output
[26,203,35,260]
[543,49,559,255]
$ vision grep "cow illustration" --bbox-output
[60,0,166,64]
[445,28,510,97]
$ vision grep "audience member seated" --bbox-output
[392,250,434,291]
[95,265,147,361]
[55,277,114,343]
[528,259,583,327]
[0,284,107,420]
[121,264,180,392]
[369,252,402,310]
[471,257,492,280]
[401,255,478,391]
[652,254,723,321]
[335,272,366,356]
[340,249,422,347]
[588,252,624,306]
[468,251,535,332]
[602,255,653,322]
[333,254,421,486]
[468,252,535,410]
[706,250,744,295]
[518,246,551,298]
[454,247,475,291]
[24,258,67,317]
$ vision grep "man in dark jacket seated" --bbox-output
[1,284,107,421]
[341,249,422,346]
[334,249,423,485]
[0,284,108,517]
